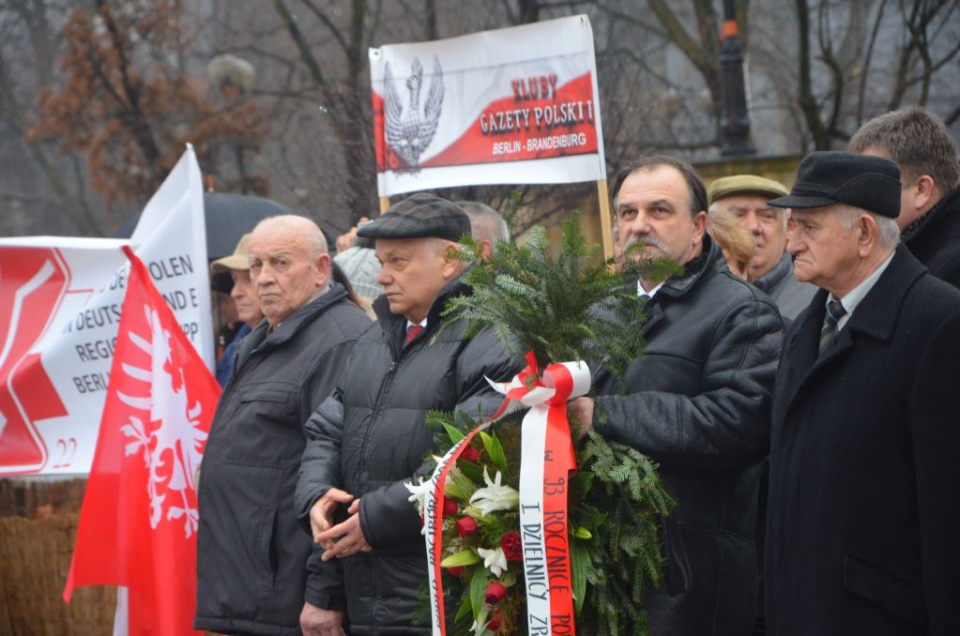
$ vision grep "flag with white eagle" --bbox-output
[64,245,220,636]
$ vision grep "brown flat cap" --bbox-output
[707,175,789,205]
[357,193,471,243]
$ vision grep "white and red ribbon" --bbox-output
[422,352,590,635]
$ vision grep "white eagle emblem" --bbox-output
[384,56,444,170]
[118,304,208,537]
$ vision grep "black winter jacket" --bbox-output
[296,276,522,634]
[195,286,371,636]
[903,185,960,289]
[594,236,784,636]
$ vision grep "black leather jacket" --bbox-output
[296,276,522,635]
[594,235,784,636]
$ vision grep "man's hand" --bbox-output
[310,488,355,546]
[569,397,595,440]
[317,499,372,561]
[300,601,345,636]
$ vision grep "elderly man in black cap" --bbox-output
[294,193,521,635]
[764,151,960,635]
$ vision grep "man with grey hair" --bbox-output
[295,193,520,635]
[456,200,510,258]
[196,215,372,635]
[708,175,817,323]
[849,105,960,288]
[764,152,960,634]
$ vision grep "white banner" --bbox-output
[0,146,212,475]
[370,15,606,196]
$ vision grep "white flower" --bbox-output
[469,467,519,517]
[470,605,493,635]
[405,477,433,517]
[477,546,509,577]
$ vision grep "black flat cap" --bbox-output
[768,151,901,218]
[357,193,471,242]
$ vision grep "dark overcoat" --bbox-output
[765,246,960,635]
[594,235,784,636]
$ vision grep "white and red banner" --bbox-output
[64,246,220,636]
[420,353,590,635]
[0,146,212,476]
[370,15,606,196]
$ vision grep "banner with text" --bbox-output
[0,146,212,476]
[370,15,606,196]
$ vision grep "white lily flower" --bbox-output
[404,477,433,517]
[470,605,490,635]
[469,467,519,517]
[477,546,509,577]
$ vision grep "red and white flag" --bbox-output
[63,246,220,636]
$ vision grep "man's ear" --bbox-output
[913,174,938,212]
[692,210,708,245]
[441,243,467,280]
[856,214,878,256]
[316,253,332,287]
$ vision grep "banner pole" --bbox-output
[596,180,614,260]
[379,196,390,214]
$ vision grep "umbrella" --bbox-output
[116,192,301,259]
[201,192,301,259]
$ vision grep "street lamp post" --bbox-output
[719,0,756,156]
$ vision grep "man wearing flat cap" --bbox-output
[764,151,960,635]
[709,175,817,323]
[295,193,521,635]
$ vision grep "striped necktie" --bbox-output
[819,299,847,353]
[406,324,424,345]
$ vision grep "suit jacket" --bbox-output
[765,246,960,635]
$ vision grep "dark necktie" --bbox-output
[819,299,847,353]
[406,324,424,345]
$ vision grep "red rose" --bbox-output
[500,531,523,562]
[446,566,464,578]
[487,609,503,631]
[443,497,458,516]
[455,516,478,537]
[485,581,508,605]
[459,445,480,462]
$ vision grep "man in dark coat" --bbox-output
[570,156,784,635]
[850,105,960,288]
[195,216,371,636]
[708,175,817,325]
[295,194,521,635]
[764,152,960,635]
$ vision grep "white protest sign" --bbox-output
[370,15,606,196]
[0,146,212,475]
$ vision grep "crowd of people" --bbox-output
[193,105,960,636]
